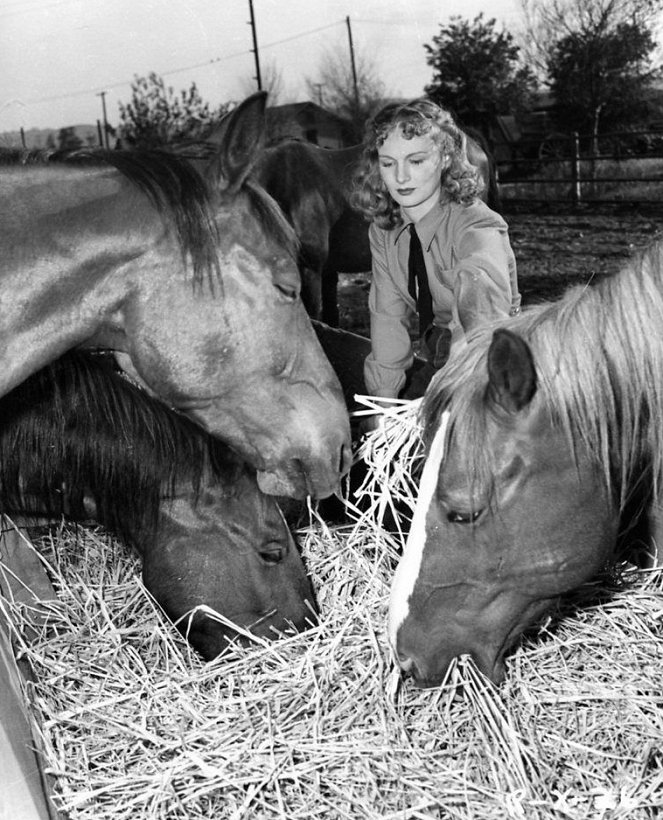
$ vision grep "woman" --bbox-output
[352,98,521,401]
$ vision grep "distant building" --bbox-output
[266,102,352,148]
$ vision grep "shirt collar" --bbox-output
[392,199,447,251]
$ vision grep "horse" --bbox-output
[0,91,351,500]
[255,131,500,326]
[0,351,317,660]
[388,240,663,687]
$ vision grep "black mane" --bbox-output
[0,351,244,546]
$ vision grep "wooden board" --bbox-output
[0,518,60,820]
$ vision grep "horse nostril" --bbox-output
[396,653,415,675]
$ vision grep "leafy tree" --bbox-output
[520,0,662,74]
[118,72,231,148]
[424,14,537,130]
[548,21,659,136]
[520,0,663,137]
[305,47,388,141]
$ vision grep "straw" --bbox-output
[347,395,425,540]
[1,401,661,819]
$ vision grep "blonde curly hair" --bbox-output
[351,98,483,229]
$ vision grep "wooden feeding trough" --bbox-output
[0,517,59,819]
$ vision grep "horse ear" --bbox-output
[486,328,537,413]
[206,91,268,192]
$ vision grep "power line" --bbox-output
[0,0,83,21]
[15,21,343,107]
[259,21,340,50]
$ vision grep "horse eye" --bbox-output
[259,543,286,565]
[272,261,300,302]
[274,282,298,301]
[446,509,482,524]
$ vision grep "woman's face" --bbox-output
[377,127,446,221]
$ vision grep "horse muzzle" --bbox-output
[394,645,507,688]
[257,439,352,499]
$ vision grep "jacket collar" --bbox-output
[392,198,447,251]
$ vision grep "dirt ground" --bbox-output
[336,201,663,338]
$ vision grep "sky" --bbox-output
[0,0,523,136]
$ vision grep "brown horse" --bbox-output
[0,352,316,659]
[389,240,663,687]
[255,132,499,325]
[0,92,351,500]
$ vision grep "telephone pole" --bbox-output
[97,91,109,148]
[248,0,262,91]
[345,15,360,116]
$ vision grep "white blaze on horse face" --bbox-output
[388,411,449,653]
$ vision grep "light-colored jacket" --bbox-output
[363,198,520,398]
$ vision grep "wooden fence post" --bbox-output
[571,132,581,204]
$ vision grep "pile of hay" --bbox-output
[2,400,662,819]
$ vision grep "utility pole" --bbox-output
[312,83,324,106]
[345,15,360,116]
[248,0,262,91]
[97,91,109,149]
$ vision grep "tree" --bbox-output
[520,0,663,137]
[304,47,388,141]
[548,22,659,136]
[424,14,537,130]
[57,127,83,151]
[118,72,231,148]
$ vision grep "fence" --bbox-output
[494,128,663,204]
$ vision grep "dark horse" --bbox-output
[0,92,351,500]
[389,240,663,687]
[255,132,500,325]
[0,352,316,659]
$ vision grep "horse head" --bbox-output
[389,327,619,686]
[1,93,351,500]
[0,352,318,658]
[142,463,317,658]
[104,93,353,499]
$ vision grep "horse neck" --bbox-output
[0,167,160,396]
[325,144,362,194]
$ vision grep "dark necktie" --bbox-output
[407,224,434,336]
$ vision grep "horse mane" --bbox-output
[76,148,222,287]
[423,240,663,510]
[0,351,245,546]
[3,145,298,288]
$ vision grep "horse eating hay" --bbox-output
[389,240,663,686]
[0,92,351,500]
[0,352,316,658]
